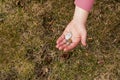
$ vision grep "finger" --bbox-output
[81,33,87,46]
[56,29,69,44]
[57,39,66,47]
[58,44,68,50]
[57,39,66,48]
[64,42,79,52]
[56,34,64,44]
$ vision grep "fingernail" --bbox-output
[56,45,58,48]
[83,44,86,46]
[57,41,59,44]
[64,49,67,52]
[84,43,87,46]
[82,42,86,46]
[59,47,63,50]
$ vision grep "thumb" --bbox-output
[81,33,87,46]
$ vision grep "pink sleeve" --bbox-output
[74,0,94,12]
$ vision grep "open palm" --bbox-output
[56,20,87,52]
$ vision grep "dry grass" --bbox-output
[0,0,120,80]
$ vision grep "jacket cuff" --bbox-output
[74,0,94,12]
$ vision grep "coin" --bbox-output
[65,32,72,40]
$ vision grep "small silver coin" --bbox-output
[65,32,72,40]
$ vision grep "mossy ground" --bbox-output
[0,0,120,80]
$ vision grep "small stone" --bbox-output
[0,18,4,22]
[66,39,72,45]
[65,32,72,40]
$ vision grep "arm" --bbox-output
[73,0,94,24]
[73,6,89,25]
[56,0,94,52]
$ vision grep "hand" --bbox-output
[56,19,87,52]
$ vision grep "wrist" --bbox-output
[71,19,86,29]
[73,6,89,25]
